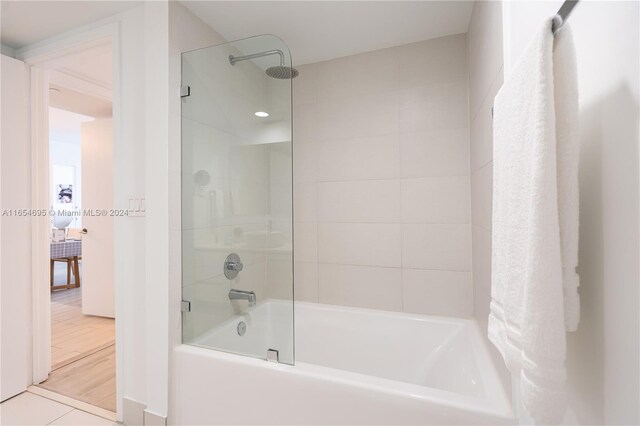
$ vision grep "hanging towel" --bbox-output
[489,19,580,424]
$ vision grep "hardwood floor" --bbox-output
[50,287,115,369]
[38,345,116,412]
[37,278,116,412]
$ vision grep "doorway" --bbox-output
[34,43,116,414]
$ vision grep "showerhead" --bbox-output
[266,65,299,79]
[229,50,299,79]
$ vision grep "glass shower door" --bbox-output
[181,35,294,364]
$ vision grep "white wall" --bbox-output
[465,0,511,393]
[166,2,227,423]
[14,4,158,421]
[0,54,31,401]
[114,6,149,420]
[502,1,639,424]
[13,4,228,421]
[293,35,472,317]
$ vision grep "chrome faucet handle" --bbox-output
[224,253,243,279]
[226,261,243,272]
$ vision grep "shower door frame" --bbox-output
[180,35,295,364]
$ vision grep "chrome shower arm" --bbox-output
[229,49,285,66]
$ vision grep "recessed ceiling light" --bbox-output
[255,111,269,118]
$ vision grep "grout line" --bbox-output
[471,159,494,176]
[397,94,405,313]
[314,180,320,303]
[45,408,75,426]
[314,175,472,184]
[313,221,471,224]
[466,69,475,319]
[469,65,504,123]
[296,122,471,144]
[315,262,471,273]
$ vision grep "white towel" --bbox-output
[489,19,580,424]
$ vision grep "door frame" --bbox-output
[17,22,124,419]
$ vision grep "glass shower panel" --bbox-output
[181,35,294,365]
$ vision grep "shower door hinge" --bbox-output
[181,300,191,312]
[180,85,191,98]
[266,349,279,363]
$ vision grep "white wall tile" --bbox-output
[403,269,472,317]
[318,264,403,311]
[402,224,471,271]
[397,34,467,89]
[471,161,492,231]
[470,72,502,172]
[400,128,470,178]
[467,0,504,119]
[295,261,318,302]
[293,102,319,143]
[472,226,492,326]
[293,64,318,106]
[293,142,319,183]
[399,80,469,133]
[315,91,399,141]
[317,180,401,223]
[467,0,503,333]
[316,135,400,182]
[318,223,402,267]
[401,176,470,223]
[315,48,400,102]
[265,256,293,300]
[293,181,317,222]
[292,34,472,317]
[294,222,317,262]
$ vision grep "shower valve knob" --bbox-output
[226,261,243,272]
[224,253,243,279]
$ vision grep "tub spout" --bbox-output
[229,289,256,307]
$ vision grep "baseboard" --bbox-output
[123,397,146,426]
[144,409,168,426]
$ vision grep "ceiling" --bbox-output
[181,1,474,65]
[49,85,112,118]
[0,1,141,49]
[48,42,113,118]
[2,1,474,66]
[49,107,94,145]
[60,44,113,89]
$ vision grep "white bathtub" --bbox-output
[172,300,514,425]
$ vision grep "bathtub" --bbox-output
[172,300,514,425]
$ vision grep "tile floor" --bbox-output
[0,392,117,426]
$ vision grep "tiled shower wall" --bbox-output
[466,0,503,333]
[466,0,510,392]
[293,34,472,317]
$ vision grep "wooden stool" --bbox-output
[50,256,81,291]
